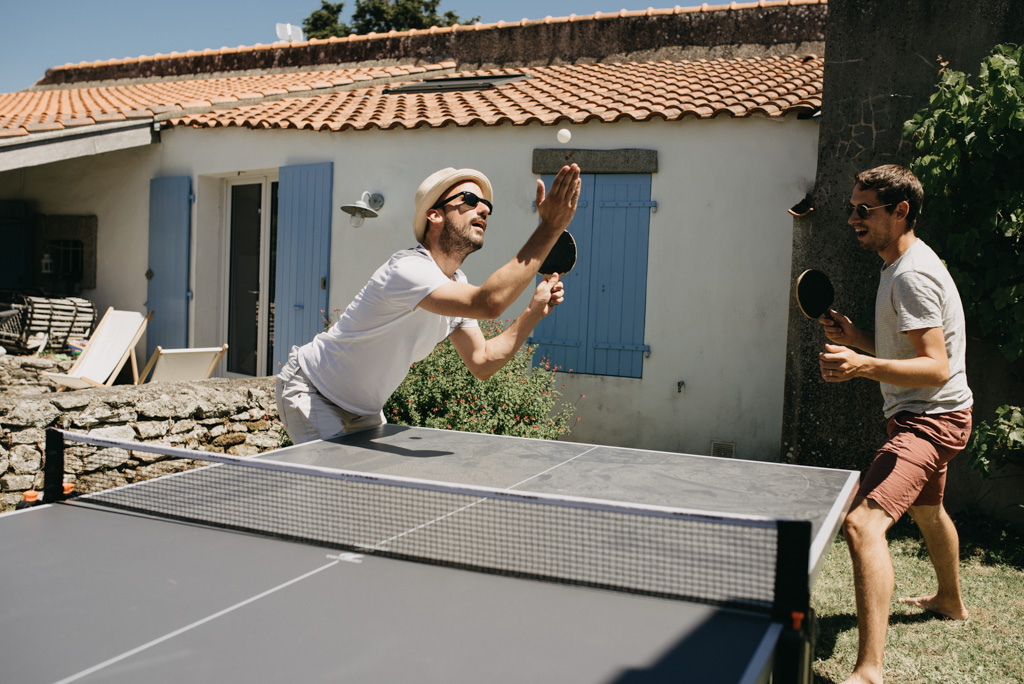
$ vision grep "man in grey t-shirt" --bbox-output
[817,165,973,684]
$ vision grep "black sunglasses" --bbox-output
[848,202,893,219]
[433,190,493,214]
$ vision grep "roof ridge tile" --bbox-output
[39,2,826,78]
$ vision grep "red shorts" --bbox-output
[857,408,972,521]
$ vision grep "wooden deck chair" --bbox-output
[139,344,228,384]
[42,308,153,390]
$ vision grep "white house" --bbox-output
[0,3,825,459]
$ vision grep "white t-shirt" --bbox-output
[874,239,973,418]
[298,246,478,415]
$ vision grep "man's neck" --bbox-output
[422,244,466,279]
[881,230,918,267]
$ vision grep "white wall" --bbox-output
[0,114,818,459]
[0,145,160,314]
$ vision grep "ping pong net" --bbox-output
[44,429,810,615]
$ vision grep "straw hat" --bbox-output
[413,168,493,243]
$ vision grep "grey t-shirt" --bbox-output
[874,239,973,418]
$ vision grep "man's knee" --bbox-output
[843,498,894,545]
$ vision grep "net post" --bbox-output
[772,519,813,684]
[44,429,66,503]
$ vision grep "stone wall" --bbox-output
[0,353,74,396]
[36,3,827,86]
[0,358,287,511]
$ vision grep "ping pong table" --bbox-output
[1,425,857,684]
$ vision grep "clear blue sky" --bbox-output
[1,1,704,94]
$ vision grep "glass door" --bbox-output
[226,178,278,376]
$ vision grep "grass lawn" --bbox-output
[811,509,1024,683]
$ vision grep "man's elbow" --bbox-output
[471,367,495,382]
[477,297,506,320]
[469,287,510,320]
[927,364,950,387]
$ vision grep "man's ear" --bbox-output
[423,208,444,243]
[894,200,911,221]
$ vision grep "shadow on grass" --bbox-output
[815,611,857,662]
[814,611,944,684]
[885,507,1024,570]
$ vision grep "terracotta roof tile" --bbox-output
[0,54,822,141]
[0,62,455,137]
[171,55,821,132]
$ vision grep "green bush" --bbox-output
[968,405,1024,479]
[384,319,582,438]
[903,43,1024,362]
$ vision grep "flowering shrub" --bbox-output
[322,308,342,331]
[384,319,582,439]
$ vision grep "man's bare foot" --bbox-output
[840,668,882,684]
[898,594,968,620]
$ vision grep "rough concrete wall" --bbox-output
[36,5,826,86]
[783,0,1024,520]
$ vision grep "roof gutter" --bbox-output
[0,119,159,173]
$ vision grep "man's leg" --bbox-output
[841,497,896,684]
[899,504,968,619]
[275,348,347,444]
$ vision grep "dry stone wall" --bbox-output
[0,354,74,396]
[0,358,287,511]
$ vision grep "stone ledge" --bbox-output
[0,375,286,510]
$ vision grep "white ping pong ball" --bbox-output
[557,128,571,144]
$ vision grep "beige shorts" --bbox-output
[858,408,972,521]
[274,346,384,445]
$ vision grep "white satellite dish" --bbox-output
[275,23,304,42]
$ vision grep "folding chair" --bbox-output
[139,344,228,384]
[42,308,153,390]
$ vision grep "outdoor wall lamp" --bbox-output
[341,191,385,227]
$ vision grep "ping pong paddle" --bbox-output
[795,269,834,319]
[539,231,577,277]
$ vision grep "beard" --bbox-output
[438,213,483,257]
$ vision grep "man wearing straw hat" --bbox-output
[276,164,581,444]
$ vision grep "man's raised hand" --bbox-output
[536,164,581,232]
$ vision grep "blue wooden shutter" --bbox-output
[530,173,651,378]
[588,174,651,378]
[146,176,191,359]
[273,162,333,372]
[529,176,594,373]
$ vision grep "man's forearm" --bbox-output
[472,224,564,317]
[470,307,546,380]
[857,355,949,387]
